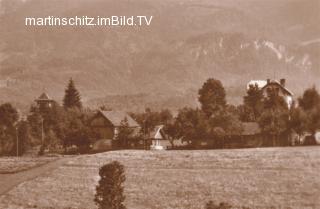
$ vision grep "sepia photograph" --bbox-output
[0,0,319,208]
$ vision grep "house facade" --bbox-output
[149,125,171,150]
[248,78,294,109]
[90,110,140,140]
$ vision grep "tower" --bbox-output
[35,92,54,110]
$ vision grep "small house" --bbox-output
[149,125,171,150]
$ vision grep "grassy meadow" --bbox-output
[0,147,319,209]
[0,157,58,174]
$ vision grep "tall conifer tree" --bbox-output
[63,78,82,109]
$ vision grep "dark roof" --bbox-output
[241,122,261,135]
[36,93,52,101]
[99,110,140,127]
[261,80,293,96]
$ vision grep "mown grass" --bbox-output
[0,157,58,174]
[0,147,319,209]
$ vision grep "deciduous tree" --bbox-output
[243,84,264,121]
[298,86,320,111]
[259,88,289,146]
[174,108,210,146]
[198,78,227,117]
[116,117,134,148]
[0,103,19,155]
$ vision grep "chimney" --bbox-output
[267,79,270,84]
[280,78,286,87]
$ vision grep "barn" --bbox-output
[224,122,263,148]
[90,110,140,140]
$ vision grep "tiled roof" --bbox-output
[99,110,140,127]
[36,93,52,100]
[261,80,293,96]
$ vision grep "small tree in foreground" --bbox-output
[205,201,252,209]
[94,161,126,209]
[205,201,232,209]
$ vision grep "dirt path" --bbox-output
[0,157,70,196]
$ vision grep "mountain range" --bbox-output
[0,0,319,112]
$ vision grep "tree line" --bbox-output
[0,77,319,155]
[0,78,98,156]
[127,78,320,148]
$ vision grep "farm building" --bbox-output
[90,110,140,140]
[224,122,263,148]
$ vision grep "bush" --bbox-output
[205,201,254,209]
[206,201,232,209]
[94,161,126,209]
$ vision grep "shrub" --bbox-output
[205,201,232,209]
[94,161,126,209]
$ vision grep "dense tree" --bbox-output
[243,84,264,121]
[289,106,308,135]
[15,121,32,156]
[0,103,19,127]
[237,104,255,122]
[208,109,243,136]
[259,109,289,146]
[171,96,243,148]
[298,86,320,111]
[207,108,243,148]
[27,107,43,143]
[305,104,320,134]
[163,121,180,147]
[297,87,320,135]
[27,101,65,150]
[94,161,126,209]
[259,88,289,146]
[115,117,135,148]
[62,108,94,153]
[263,88,288,111]
[198,78,227,117]
[28,101,95,154]
[174,108,210,146]
[63,78,82,109]
[130,108,173,137]
[0,103,19,155]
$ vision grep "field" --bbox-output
[0,156,58,174]
[0,147,319,209]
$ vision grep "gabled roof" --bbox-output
[149,125,166,139]
[242,122,261,135]
[36,93,52,101]
[247,80,267,89]
[99,110,140,127]
[261,80,293,96]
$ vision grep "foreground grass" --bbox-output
[0,147,319,209]
[0,156,58,174]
